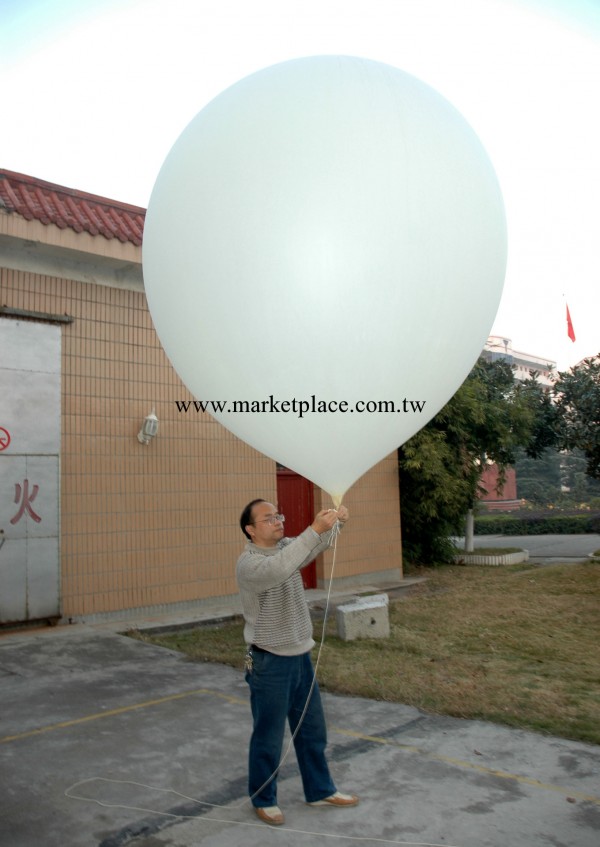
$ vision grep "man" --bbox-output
[236,498,359,826]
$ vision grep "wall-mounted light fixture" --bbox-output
[137,408,159,445]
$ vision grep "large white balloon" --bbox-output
[143,56,506,505]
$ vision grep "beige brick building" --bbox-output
[0,169,402,626]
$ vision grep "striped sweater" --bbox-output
[236,526,336,656]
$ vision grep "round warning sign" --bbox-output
[0,427,11,451]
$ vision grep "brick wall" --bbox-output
[1,224,402,621]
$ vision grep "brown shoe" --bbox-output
[255,805,285,825]
[307,791,359,807]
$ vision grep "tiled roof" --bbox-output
[0,169,145,246]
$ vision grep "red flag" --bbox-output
[566,303,576,342]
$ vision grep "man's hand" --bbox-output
[336,505,349,524]
[311,506,349,534]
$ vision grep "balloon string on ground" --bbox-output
[64,776,461,846]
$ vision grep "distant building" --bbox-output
[478,336,557,510]
[482,336,556,387]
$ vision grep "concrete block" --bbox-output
[335,593,390,641]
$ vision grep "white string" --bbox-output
[65,777,462,846]
[246,518,342,805]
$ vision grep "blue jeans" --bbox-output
[245,648,337,807]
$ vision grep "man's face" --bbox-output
[246,501,285,548]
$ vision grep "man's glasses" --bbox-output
[253,514,285,525]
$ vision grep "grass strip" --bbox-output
[131,562,600,745]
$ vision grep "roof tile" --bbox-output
[0,169,145,246]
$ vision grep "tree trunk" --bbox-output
[465,508,474,552]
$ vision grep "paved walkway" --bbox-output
[1,593,599,847]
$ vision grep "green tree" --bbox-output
[398,358,557,563]
[559,449,600,503]
[554,355,600,481]
[514,446,562,505]
[514,444,600,508]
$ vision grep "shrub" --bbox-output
[475,511,600,535]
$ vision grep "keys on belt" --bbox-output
[244,643,270,672]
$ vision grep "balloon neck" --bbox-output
[330,493,344,509]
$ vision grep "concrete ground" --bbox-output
[1,536,599,847]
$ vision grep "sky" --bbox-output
[1,0,599,372]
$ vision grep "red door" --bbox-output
[276,468,316,588]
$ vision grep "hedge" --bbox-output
[474,512,600,535]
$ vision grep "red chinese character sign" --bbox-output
[143,55,507,506]
[11,480,42,525]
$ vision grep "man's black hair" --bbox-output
[240,499,267,540]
